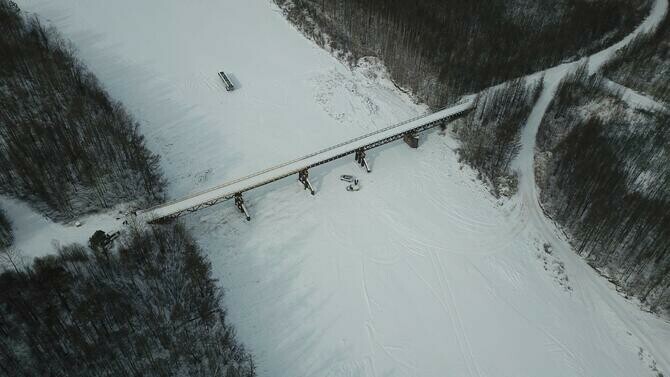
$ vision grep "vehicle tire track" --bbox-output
[434,251,485,377]
[427,250,480,377]
[511,1,670,374]
[405,255,473,376]
[468,260,586,376]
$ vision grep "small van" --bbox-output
[218,71,235,91]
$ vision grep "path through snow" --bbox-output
[513,0,670,374]
[0,196,123,262]
[602,78,668,113]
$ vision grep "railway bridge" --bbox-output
[137,96,476,223]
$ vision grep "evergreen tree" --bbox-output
[537,73,670,314]
[0,207,12,250]
[275,0,647,107]
[0,224,256,377]
[0,0,164,221]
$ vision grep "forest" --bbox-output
[0,1,256,375]
[604,13,670,104]
[454,79,542,197]
[0,0,164,221]
[275,0,649,107]
[0,207,11,250]
[536,68,670,313]
[0,224,255,377]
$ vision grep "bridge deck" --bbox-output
[138,96,475,223]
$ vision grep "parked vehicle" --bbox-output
[346,179,361,192]
[218,71,235,91]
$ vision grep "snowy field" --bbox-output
[0,196,124,262]
[14,0,670,376]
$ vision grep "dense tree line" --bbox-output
[537,69,670,313]
[0,0,164,221]
[0,224,255,377]
[454,79,542,197]
[0,207,11,250]
[275,0,648,107]
[1,3,257,376]
[604,12,670,103]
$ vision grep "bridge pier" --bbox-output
[403,132,419,148]
[234,193,251,221]
[439,119,448,133]
[355,149,371,173]
[298,169,315,195]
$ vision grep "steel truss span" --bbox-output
[137,96,475,223]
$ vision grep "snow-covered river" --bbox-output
[14,0,670,376]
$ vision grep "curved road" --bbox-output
[513,0,670,373]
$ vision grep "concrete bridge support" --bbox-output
[234,193,251,221]
[298,169,316,195]
[403,132,419,148]
[355,149,371,173]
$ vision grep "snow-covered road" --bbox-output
[513,0,670,374]
[14,0,670,376]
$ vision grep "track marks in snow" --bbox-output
[434,251,485,377]
[26,0,670,375]
[313,70,381,128]
[360,250,423,374]
[511,0,670,374]
[369,146,531,258]
[469,261,586,375]
[401,249,483,377]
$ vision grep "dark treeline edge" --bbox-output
[454,78,543,197]
[0,224,256,377]
[537,67,670,314]
[274,0,648,107]
[603,13,670,104]
[0,0,164,221]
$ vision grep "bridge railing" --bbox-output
[139,96,476,219]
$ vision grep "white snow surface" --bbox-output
[0,196,123,262]
[602,78,669,113]
[14,0,670,376]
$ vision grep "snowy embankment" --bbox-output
[513,0,670,374]
[0,196,123,261]
[13,0,670,376]
[601,78,668,113]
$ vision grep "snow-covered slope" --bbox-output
[0,196,123,261]
[511,1,670,374]
[15,0,424,199]
[15,0,670,376]
[602,78,668,113]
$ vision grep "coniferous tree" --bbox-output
[454,79,542,196]
[275,0,648,107]
[0,224,256,377]
[604,14,670,104]
[537,73,670,314]
[0,0,164,221]
[0,207,12,250]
